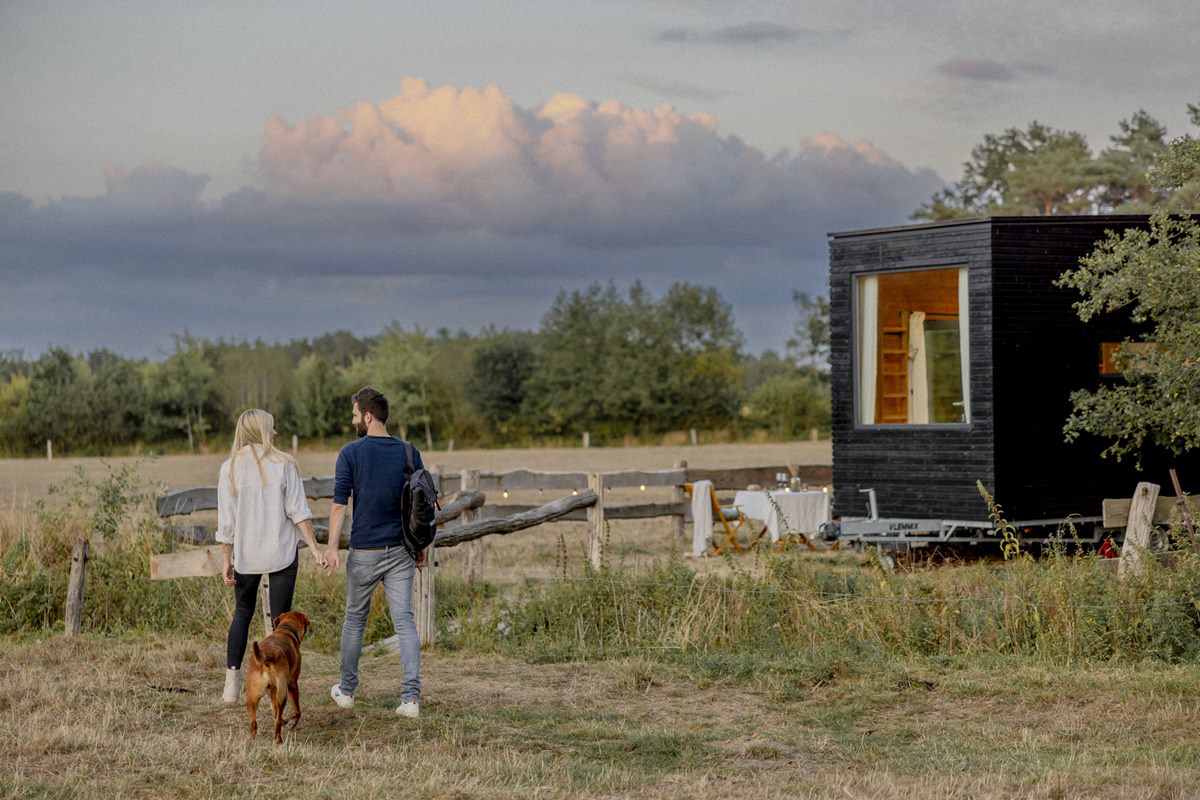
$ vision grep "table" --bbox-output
[732,489,831,543]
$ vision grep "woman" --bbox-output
[216,408,327,703]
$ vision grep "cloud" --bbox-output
[1,78,943,356]
[933,59,1016,82]
[623,74,729,102]
[656,22,847,45]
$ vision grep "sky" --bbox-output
[2,0,1198,359]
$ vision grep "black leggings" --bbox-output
[226,554,298,669]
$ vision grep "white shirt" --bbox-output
[216,445,313,574]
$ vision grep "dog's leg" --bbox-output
[246,686,259,739]
[268,683,284,745]
[286,682,301,729]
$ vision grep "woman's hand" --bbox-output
[311,548,329,571]
[222,562,235,587]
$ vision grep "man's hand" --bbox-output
[323,546,340,574]
[416,548,427,567]
[222,562,235,587]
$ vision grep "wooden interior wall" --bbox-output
[872,268,959,424]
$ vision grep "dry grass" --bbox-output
[3,634,1199,799]
[0,441,831,587]
[9,444,1200,797]
[0,440,831,501]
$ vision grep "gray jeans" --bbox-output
[338,545,421,702]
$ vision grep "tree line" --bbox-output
[0,283,831,456]
[916,105,1200,219]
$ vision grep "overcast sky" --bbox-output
[2,0,1197,358]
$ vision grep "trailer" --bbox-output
[825,215,1198,549]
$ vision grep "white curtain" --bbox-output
[858,275,878,425]
[907,310,928,424]
[957,267,971,423]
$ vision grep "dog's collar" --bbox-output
[274,622,303,641]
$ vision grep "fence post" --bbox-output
[689,428,698,446]
[64,537,89,636]
[415,555,436,646]
[582,431,590,449]
[47,439,53,460]
[414,466,439,646]
[586,472,606,570]
[672,459,687,545]
[260,575,273,635]
[291,434,298,455]
[461,469,483,585]
[1120,481,1160,580]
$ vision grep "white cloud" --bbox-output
[1,77,944,355]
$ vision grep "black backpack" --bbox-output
[400,441,439,559]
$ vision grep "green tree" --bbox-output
[788,292,830,371]
[286,353,347,439]
[90,354,147,449]
[1057,102,1200,460]
[1094,110,1170,212]
[743,372,831,438]
[22,349,93,453]
[145,335,219,451]
[1005,130,1095,215]
[211,341,294,421]
[357,326,435,446]
[468,332,536,433]
[525,282,743,437]
[0,373,32,455]
[916,122,1096,219]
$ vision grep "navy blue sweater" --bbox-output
[333,435,424,548]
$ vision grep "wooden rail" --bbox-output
[141,462,828,644]
[156,464,830,520]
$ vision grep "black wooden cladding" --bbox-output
[829,215,1200,524]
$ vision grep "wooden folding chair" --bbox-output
[684,483,764,556]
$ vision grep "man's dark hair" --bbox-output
[352,386,389,423]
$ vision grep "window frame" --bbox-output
[851,264,972,430]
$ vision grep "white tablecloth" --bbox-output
[732,490,831,542]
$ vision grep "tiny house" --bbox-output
[827,215,1197,543]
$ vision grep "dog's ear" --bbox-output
[272,614,283,630]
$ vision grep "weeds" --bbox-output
[8,462,1200,676]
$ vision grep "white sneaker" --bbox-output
[222,668,241,704]
[395,701,420,718]
[330,683,355,709]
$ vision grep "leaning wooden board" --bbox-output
[1102,496,1190,528]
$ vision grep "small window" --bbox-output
[1100,341,1154,376]
[857,267,969,425]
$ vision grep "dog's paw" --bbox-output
[286,718,299,730]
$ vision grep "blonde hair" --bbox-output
[227,409,297,497]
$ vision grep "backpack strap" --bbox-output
[402,440,415,481]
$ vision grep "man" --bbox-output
[324,386,425,718]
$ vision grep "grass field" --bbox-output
[5,634,1199,799]
[5,443,1200,799]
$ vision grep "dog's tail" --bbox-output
[252,639,284,665]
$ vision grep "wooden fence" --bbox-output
[64,462,829,641]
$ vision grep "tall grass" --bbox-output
[6,462,1200,675]
[451,549,1200,668]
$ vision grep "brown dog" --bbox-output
[245,611,312,744]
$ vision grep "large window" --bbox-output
[857,267,969,425]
